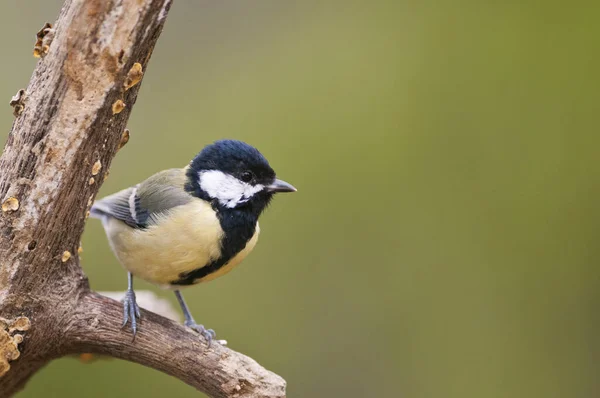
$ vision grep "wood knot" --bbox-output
[61,251,72,263]
[0,316,31,377]
[112,100,126,114]
[124,63,144,90]
[1,197,19,213]
[9,90,27,117]
[33,22,55,58]
[91,160,102,176]
[118,129,130,150]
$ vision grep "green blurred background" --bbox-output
[2,1,600,397]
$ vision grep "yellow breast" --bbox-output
[104,200,259,287]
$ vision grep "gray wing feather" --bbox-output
[90,169,192,229]
[90,186,147,228]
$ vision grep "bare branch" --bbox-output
[0,1,286,396]
[66,294,286,398]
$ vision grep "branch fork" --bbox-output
[0,1,286,397]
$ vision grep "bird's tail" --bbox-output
[89,203,111,228]
[89,204,106,220]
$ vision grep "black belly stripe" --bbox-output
[171,256,230,285]
[170,205,258,285]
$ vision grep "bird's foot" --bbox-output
[122,289,141,337]
[184,320,216,347]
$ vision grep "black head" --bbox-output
[186,140,296,215]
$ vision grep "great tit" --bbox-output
[90,140,296,344]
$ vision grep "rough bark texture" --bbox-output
[0,1,286,397]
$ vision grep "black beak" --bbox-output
[266,179,297,193]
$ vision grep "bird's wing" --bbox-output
[90,168,193,229]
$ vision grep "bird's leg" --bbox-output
[122,272,141,337]
[174,290,216,346]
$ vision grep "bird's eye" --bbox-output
[241,171,254,183]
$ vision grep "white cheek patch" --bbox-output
[199,170,264,208]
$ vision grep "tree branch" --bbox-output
[66,294,285,397]
[0,1,286,397]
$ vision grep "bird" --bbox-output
[90,139,296,345]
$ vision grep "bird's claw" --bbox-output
[185,320,216,347]
[122,289,141,337]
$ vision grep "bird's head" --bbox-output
[186,140,296,214]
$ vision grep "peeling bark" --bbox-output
[0,1,286,397]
